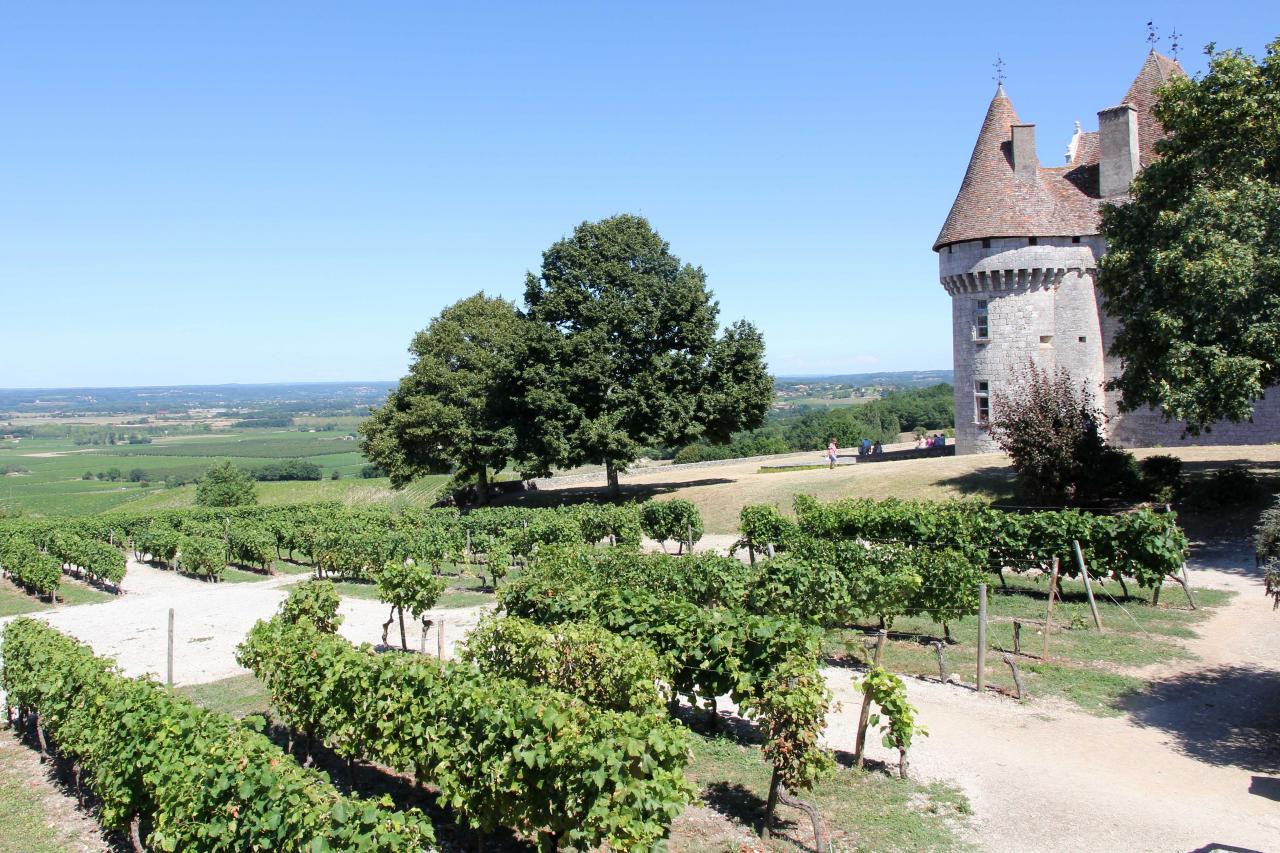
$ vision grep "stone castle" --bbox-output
[935,51,1280,454]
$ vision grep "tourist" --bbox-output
[873,440,883,456]
[861,437,871,457]
[827,438,838,469]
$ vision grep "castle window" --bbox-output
[1072,236,1081,244]
[981,238,991,249]
[1078,336,1087,343]
[974,299,989,341]
[974,380,990,424]
[1029,237,1038,246]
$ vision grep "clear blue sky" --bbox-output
[2,1,1274,388]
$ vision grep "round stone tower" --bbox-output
[934,84,1109,454]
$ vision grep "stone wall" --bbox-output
[941,235,1280,453]
[940,236,1104,454]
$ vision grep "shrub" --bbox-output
[178,535,224,581]
[374,559,445,649]
[990,364,1133,504]
[1256,495,1280,568]
[280,578,343,632]
[639,499,704,553]
[194,461,257,507]
[1140,454,1185,503]
[459,614,669,713]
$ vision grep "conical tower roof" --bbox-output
[1121,50,1184,167]
[933,86,1087,251]
[933,52,1186,253]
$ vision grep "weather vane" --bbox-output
[1169,27,1182,60]
[1146,20,1159,51]
[993,54,1006,87]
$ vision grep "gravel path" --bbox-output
[1,559,492,686]
[832,538,1280,852]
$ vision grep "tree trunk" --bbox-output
[475,467,489,506]
[129,816,144,853]
[760,766,781,839]
[605,459,620,500]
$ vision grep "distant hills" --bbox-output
[774,370,952,389]
[0,382,397,416]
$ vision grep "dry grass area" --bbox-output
[527,444,1280,533]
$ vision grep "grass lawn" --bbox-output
[684,733,969,852]
[179,672,969,851]
[824,575,1232,715]
[0,735,83,853]
[521,443,1280,533]
[0,576,116,617]
[177,673,274,719]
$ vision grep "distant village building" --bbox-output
[935,51,1280,454]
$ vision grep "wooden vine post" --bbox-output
[854,629,887,768]
[166,607,175,686]
[976,583,987,692]
[1073,540,1103,630]
[1042,557,1060,659]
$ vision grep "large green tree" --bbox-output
[514,214,772,497]
[1099,39,1280,431]
[360,293,523,503]
[195,461,257,508]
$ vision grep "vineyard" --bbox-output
[0,491,1211,849]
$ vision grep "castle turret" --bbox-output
[934,84,1105,454]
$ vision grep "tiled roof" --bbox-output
[1118,51,1183,167]
[933,52,1183,252]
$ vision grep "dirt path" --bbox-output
[0,559,492,686]
[833,538,1280,853]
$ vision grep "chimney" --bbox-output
[1010,124,1038,178]
[1098,104,1140,197]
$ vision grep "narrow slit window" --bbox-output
[974,380,990,424]
[974,299,989,341]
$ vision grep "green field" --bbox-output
[0,430,446,516]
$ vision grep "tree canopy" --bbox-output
[360,294,523,502]
[1099,39,1280,431]
[514,214,772,496]
[194,461,257,508]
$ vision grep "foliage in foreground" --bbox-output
[1,618,434,851]
[498,548,836,805]
[459,613,670,714]
[238,609,694,850]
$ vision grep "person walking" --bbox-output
[827,438,839,469]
